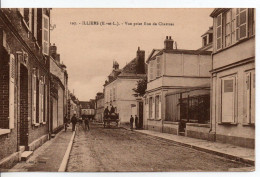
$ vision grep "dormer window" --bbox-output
[203,36,207,47]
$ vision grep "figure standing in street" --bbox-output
[110,105,115,115]
[71,113,78,131]
[130,115,134,131]
[84,116,90,131]
[135,115,139,129]
[104,106,109,118]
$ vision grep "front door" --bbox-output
[138,102,143,129]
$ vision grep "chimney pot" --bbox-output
[169,36,171,40]
[166,36,168,39]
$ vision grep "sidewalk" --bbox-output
[121,125,255,166]
[8,125,75,172]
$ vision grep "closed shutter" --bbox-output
[221,76,235,122]
[216,14,222,50]
[152,97,155,119]
[251,71,255,123]
[246,72,251,123]
[32,74,37,124]
[9,54,15,129]
[156,56,161,77]
[42,13,49,55]
[149,61,153,81]
[158,96,161,120]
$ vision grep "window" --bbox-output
[203,36,207,46]
[155,95,161,120]
[19,8,32,31]
[149,60,154,81]
[209,33,213,43]
[216,14,222,50]
[221,75,236,123]
[113,87,116,100]
[156,56,161,77]
[225,10,231,47]
[149,97,153,119]
[245,70,255,124]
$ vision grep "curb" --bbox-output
[120,127,254,166]
[58,127,76,172]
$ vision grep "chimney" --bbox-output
[50,44,57,58]
[55,54,60,63]
[164,36,174,50]
[136,47,145,74]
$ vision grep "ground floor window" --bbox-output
[221,74,237,123]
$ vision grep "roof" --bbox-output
[146,48,212,63]
[201,26,213,37]
[210,8,230,17]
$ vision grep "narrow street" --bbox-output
[67,123,249,172]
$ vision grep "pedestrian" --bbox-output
[130,115,134,131]
[104,106,109,118]
[64,114,69,132]
[84,116,90,131]
[135,115,139,129]
[71,113,78,131]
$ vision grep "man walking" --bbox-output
[71,113,77,131]
[130,115,134,131]
[84,116,90,131]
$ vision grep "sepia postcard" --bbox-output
[0,1,258,176]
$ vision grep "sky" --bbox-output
[50,8,214,101]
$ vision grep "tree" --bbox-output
[132,77,147,97]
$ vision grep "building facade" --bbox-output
[49,44,68,133]
[104,47,146,124]
[0,8,51,168]
[210,8,255,148]
[143,36,212,136]
[95,92,104,122]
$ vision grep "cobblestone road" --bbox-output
[67,123,249,172]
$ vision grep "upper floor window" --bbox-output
[215,8,255,52]
[156,56,161,77]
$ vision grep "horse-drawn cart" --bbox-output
[103,113,119,128]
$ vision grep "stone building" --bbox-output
[210,8,255,148]
[103,47,146,124]
[80,100,95,119]
[49,44,68,133]
[95,92,104,122]
[143,36,212,135]
[0,8,51,168]
[68,92,80,119]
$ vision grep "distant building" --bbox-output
[80,101,95,119]
[95,92,104,122]
[103,47,146,124]
[68,92,80,119]
[210,8,255,148]
[49,44,68,133]
[143,36,212,135]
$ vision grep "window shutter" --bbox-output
[236,8,248,40]
[245,72,251,123]
[158,96,161,120]
[216,14,222,50]
[42,13,49,55]
[221,77,235,123]
[152,97,155,119]
[251,71,255,123]
[9,54,15,129]
[34,8,37,39]
[32,74,37,124]
[29,8,32,31]
[156,56,161,77]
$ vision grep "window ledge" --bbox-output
[218,122,238,126]
[242,123,255,127]
[163,121,180,125]
[0,129,11,136]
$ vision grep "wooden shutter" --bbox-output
[9,54,15,129]
[216,14,222,50]
[158,96,161,120]
[18,8,24,17]
[34,8,37,38]
[251,71,255,123]
[42,13,49,55]
[221,76,235,123]
[149,61,153,81]
[236,8,248,40]
[32,73,37,124]
[152,97,155,119]
[246,72,251,123]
